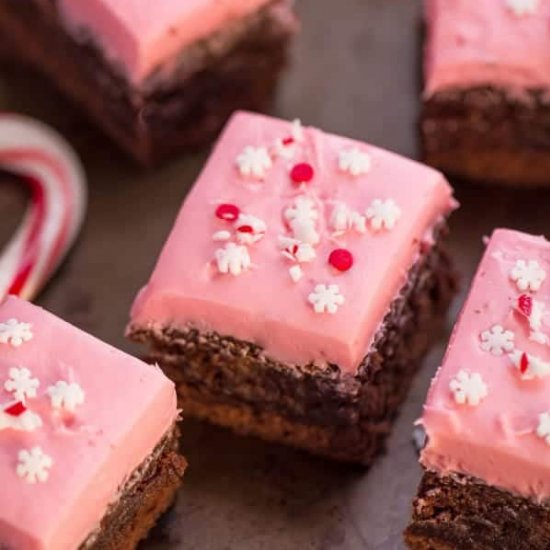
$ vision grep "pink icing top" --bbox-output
[130,111,455,374]
[421,229,550,502]
[0,297,178,550]
[424,0,550,96]
[57,0,272,84]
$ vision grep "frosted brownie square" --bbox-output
[422,0,550,186]
[0,0,297,164]
[128,111,457,464]
[0,297,185,550]
[406,229,550,549]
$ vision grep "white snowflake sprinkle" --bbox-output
[480,325,515,356]
[329,202,367,236]
[284,196,318,224]
[4,367,39,402]
[0,406,42,432]
[47,381,85,413]
[308,284,345,314]
[510,259,546,292]
[212,230,231,242]
[289,265,304,283]
[449,370,488,406]
[505,0,539,16]
[215,243,251,276]
[17,446,53,484]
[338,147,371,177]
[284,197,320,246]
[0,319,33,347]
[235,214,267,245]
[536,412,550,445]
[509,349,550,380]
[365,198,401,232]
[236,146,272,180]
[278,237,316,263]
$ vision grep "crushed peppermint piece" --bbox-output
[212,230,231,242]
[510,259,546,292]
[479,325,515,356]
[0,319,33,347]
[235,214,267,245]
[509,349,550,380]
[329,202,366,236]
[215,243,251,276]
[338,147,371,177]
[4,401,26,416]
[289,265,304,283]
[449,370,488,406]
[291,119,304,143]
[365,198,401,232]
[0,406,42,432]
[518,294,533,317]
[215,203,240,222]
[308,284,345,314]
[290,162,314,185]
[329,249,354,272]
[236,146,272,179]
[273,137,296,160]
[505,0,539,16]
[17,446,52,484]
[536,412,550,445]
[531,331,549,345]
[47,381,85,413]
[4,367,39,402]
[278,237,316,263]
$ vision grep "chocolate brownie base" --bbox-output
[0,0,297,165]
[422,86,550,186]
[405,470,550,550]
[82,426,186,550]
[128,230,457,464]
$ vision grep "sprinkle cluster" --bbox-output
[1,320,85,484]
[212,118,404,316]
[449,254,550,447]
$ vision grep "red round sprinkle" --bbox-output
[518,294,533,317]
[215,203,240,222]
[282,136,295,146]
[237,225,253,233]
[520,352,529,374]
[290,162,314,184]
[329,248,354,272]
[5,401,26,417]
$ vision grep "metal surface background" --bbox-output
[1,1,550,548]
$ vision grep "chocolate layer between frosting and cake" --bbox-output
[0,0,298,164]
[127,111,458,464]
[406,229,550,549]
[0,297,185,550]
[422,0,550,186]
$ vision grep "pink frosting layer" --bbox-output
[424,0,550,96]
[58,0,272,84]
[421,229,550,502]
[130,111,455,373]
[0,297,178,550]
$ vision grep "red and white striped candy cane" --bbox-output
[0,114,86,301]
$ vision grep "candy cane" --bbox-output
[0,114,86,302]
